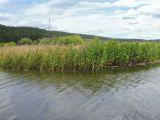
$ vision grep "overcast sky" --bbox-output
[0,0,160,39]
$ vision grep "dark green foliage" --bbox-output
[2,24,156,44]
[0,24,48,43]
[0,24,108,43]
[0,24,74,43]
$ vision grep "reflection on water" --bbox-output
[0,65,160,120]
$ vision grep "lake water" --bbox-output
[1,66,160,120]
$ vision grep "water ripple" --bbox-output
[0,67,160,120]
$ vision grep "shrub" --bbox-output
[0,43,4,47]
[38,35,84,45]
[39,38,53,45]
[5,42,16,47]
[0,42,16,47]
[19,38,32,45]
[54,35,84,45]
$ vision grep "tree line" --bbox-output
[0,24,73,43]
[0,24,116,43]
[1,24,160,43]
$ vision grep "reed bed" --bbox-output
[1,40,160,71]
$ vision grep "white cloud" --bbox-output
[62,1,112,16]
[112,0,154,8]
[75,1,111,9]
[25,1,112,16]
[137,1,160,16]
[113,0,136,7]
[24,0,75,16]
[0,12,14,20]
[0,0,9,7]
[111,0,160,39]
[25,4,51,15]
[0,12,14,25]
[1,0,160,39]
[0,0,8,4]
[53,0,160,39]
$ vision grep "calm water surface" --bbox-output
[1,66,160,120]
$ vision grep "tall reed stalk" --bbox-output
[0,40,160,71]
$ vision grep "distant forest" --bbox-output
[0,24,121,43]
[0,24,159,43]
[0,24,74,43]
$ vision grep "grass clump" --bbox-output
[0,40,160,71]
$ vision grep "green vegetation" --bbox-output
[2,23,160,45]
[0,24,48,43]
[0,24,107,43]
[1,24,160,72]
[0,42,16,47]
[0,39,160,71]
[19,38,33,45]
[0,34,84,46]
[39,35,84,45]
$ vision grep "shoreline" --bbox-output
[1,61,160,72]
[1,40,160,72]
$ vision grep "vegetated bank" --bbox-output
[1,35,160,71]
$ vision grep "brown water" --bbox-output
[0,66,160,120]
